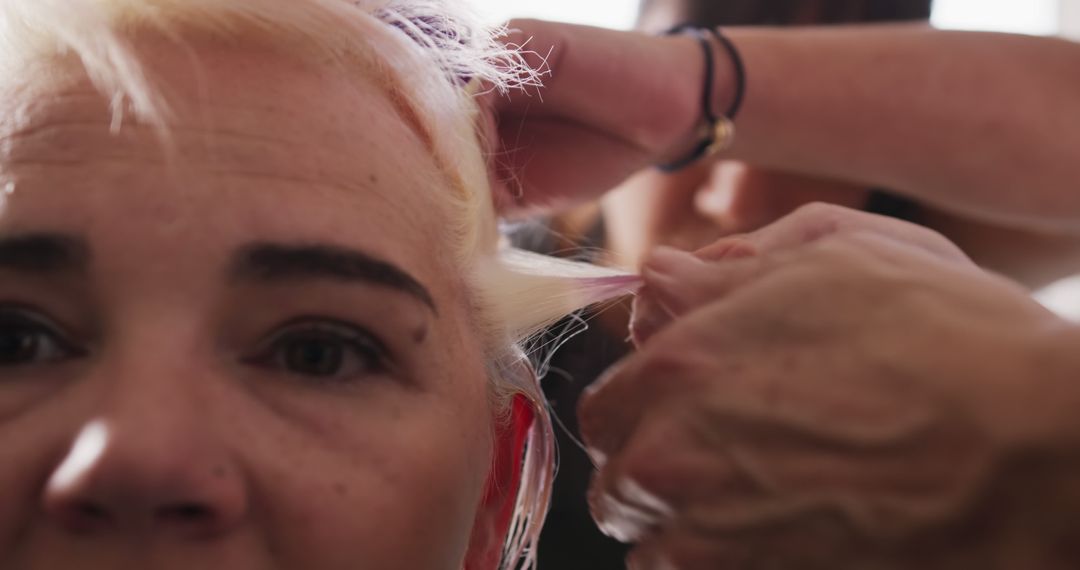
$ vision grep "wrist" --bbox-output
[707,28,741,124]
[1042,322,1080,448]
[654,33,713,157]
[1002,319,1080,455]
[654,27,745,171]
[976,320,1080,564]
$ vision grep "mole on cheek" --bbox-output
[412,324,428,344]
[368,173,378,185]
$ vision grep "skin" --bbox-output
[487,20,1080,233]
[601,159,867,269]
[0,37,522,570]
[486,10,1080,568]
[601,145,1080,288]
[600,3,865,271]
[489,17,1080,286]
[581,204,1080,569]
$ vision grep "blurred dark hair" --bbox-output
[638,0,933,27]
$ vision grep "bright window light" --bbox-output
[469,0,639,29]
[932,0,1060,35]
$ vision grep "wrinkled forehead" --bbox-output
[0,36,473,320]
[0,35,454,250]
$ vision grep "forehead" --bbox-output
[0,38,457,287]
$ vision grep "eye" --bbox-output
[249,318,390,382]
[0,308,84,367]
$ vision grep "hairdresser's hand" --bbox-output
[579,205,1080,569]
[630,202,973,343]
[481,19,721,214]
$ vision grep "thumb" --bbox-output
[630,245,763,345]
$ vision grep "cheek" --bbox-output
[0,385,91,555]
[0,418,50,551]
[246,369,496,568]
[262,420,492,568]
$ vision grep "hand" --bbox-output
[579,204,1080,569]
[481,20,716,214]
[629,202,972,344]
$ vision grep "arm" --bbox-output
[920,207,1080,288]
[492,22,1080,232]
[723,24,1080,232]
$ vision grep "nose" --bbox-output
[42,412,249,538]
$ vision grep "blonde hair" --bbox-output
[0,1,637,567]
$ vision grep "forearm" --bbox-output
[1044,324,1080,446]
[921,208,1080,288]
[1004,319,1080,453]
[719,25,1080,231]
[990,321,1080,568]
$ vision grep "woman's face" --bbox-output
[0,39,509,570]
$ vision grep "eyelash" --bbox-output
[0,306,86,368]
[0,307,391,384]
[246,317,392,383]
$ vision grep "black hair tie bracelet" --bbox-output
[657,25,747,172]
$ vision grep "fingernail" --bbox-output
[585,446,608,468]
[643,246,702,277]
[696,238,758,262]
[593,477,676,543]
[629,290,677,346]
[595,491,662,543]
[629,306,666,347]
[617,478,675,519]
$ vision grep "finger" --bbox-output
[492,118,650,214]
[577,354,653,465]
[693,235,760,262]
[626,511,859,570]
[631,238,759,345]
[584,294,754,462]
[587,413,751,543]
[635,244,764,325]
[751,202,971,264]
[495,19,700,151]
[626,529,740,570]
[628,284,676,347]
[488,20,714,211]
[695,201,968,265]
[589,473,676,544]
[633,203,973,334]
[580,309,745,461]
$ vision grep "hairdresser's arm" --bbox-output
[490,21,1080,231]
[579,205,1080,569]
[724,25,1080,233]
[924,210,1080,288]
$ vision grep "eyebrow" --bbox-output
[232,243,437,313]
[0,233,89,274]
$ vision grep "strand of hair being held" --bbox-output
[471,247,642,342]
